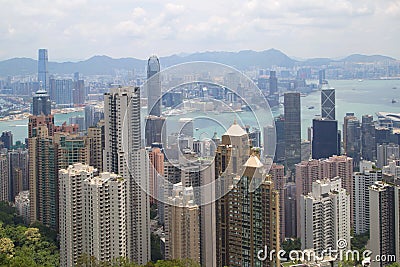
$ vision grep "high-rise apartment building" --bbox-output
[321,88,335,120]
[103,86,150,264]
[300,178,351,253]
[59,164,96,267]
[369,181,400,267]
[15,190,30,224]
[284,92,301,174]
[87,123,104,173]
[8,148,29,201]
[0,153,8,201]
[148,146,164,204]
[270,164,286,240]
[55,79,74,107]
[269,70,278,95]
[1,131,13,149]
[215,122,279,267]
[38,49,49,90]
[165,183,200,263]
[353,161,381,235]
[377,143,399,169]
[83,172,127,263]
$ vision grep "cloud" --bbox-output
[0,0,398,60]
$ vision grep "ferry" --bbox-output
[392,98,397,104]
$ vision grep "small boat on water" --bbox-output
[393,87,397,89]
[392,98,397,103]
[308,106,315,110]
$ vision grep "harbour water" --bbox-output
[1,79,399,142]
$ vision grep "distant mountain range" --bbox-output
[0,49,397,76]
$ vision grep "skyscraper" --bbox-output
[55,79,74,107]
[59,164,97,267]
[343,113,361,169]
[369,181,400,267]
[165,183,200,263]
[312,118,339,159]
[353,161,381,235]
[1,131,13,149]
[32,89,51,116]
[321,88,335,120]
[103,87,150,264]
[361,115,376,161]
[269,70,278,95]
[300,178,351,253]
[38,49,49,90]
[8,148,29,201]
[147,55,161,117]
[0,153,9,201]
[269,164,286,240]
[318,69,326,87]
[284,92,301,174]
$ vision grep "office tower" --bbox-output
[361,115,376,161]
[147,55,161,116]
[375,127,391,145]
[165,183,200,263]
[1,131,13,149]
[249,127,261,148]
[73,79,85,105]
[353,161,381,235]
[38,49,49,90]
[300,178,351,253]
[87,124,104,173]
[0,153,8,201]
[145,116,166,147]
[312,118,339,159]
[55,79,74,107]
[32,89,51,116]
[377,143,400,168]
[369,181,400,267]
[59,164,97,267]
[148,146,164,204]
[104,87,150,264]
[270,164,286,240]
[15,190,30,224]
[216,154,280,267]
[263,125,275,159]
[321,88,335,120]
[8,149,29,201]
[274,115,285,163]
[344,114,361,169]
[82,172,127,264]
[284,92,301,173]
[318,69,326,87]
[269,70,278,95]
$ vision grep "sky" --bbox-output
[1,0,400,61]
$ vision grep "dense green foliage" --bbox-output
[281,238,301,252]
[0,201,60,266]
[351,231,369,252]
[151,233,163,262]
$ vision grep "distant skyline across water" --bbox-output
[1,79,399,143]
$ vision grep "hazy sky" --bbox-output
[1,0,399,61]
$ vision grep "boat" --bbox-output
[308,106,315,110]
[393,87,397,89]
[392,98,397,103]
[358,79,363,82]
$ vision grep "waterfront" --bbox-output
[1,79,399,142]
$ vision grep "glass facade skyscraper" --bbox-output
[38,49,49,91]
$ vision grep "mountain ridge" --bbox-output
[0,49,397,76]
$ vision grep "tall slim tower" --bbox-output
[103,87,150,264]
[321,88,335,120]
[284,92,301,173]
[312,118,339,159]
[147,55,161,117]
[38,49,49,91]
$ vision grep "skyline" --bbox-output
[1,0,399,61]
